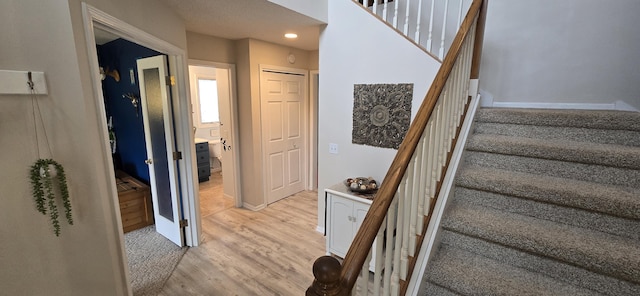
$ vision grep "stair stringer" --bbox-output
[407,93,481,296]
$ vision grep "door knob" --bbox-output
[144,159,153,165]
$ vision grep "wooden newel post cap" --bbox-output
[306,256,344,296]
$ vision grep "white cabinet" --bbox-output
[326,184,378,272]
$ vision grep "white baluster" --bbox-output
[383,0,389,22]
[400,176,411,280]
[409,154,420,256]
[430,104,441,196]
[373,216,386,296]
[458,0,464,28]
[403,0,412,35]
[416,134,428,234]
[425,118,436,212]
[383,198,397,296]
[426,0,435,52]
[393,0,400,29]
[360,250,371,295]
[442,80,455,153]
[442,84,451,155]
[436,96,446,180]
[439,0,450,59]
[415,0,424,43]
[390,184,405,295]
[447,67,457,149]
[372,0,378,14]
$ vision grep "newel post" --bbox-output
[306,256,346,296]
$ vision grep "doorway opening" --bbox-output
[188,61,242,217]
[82,3,202,294]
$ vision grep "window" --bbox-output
[197,79,219,124]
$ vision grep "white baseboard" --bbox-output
[243,202,266,211]
[491,101,638,111]
[316,226,325,234]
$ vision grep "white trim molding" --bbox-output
[491,100,639,111]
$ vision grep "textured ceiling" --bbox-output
[158,0,324,51]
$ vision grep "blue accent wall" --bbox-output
[97,38,162,184]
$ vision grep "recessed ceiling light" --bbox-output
[284,33,298,39]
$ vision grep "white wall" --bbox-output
[0,0,186,294]
[480,0,640,111]
[268,0,328,23]
[317,0,441,230]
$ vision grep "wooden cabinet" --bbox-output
[195,140,211,182]
[326,184,378,272]
[116,172,154,233]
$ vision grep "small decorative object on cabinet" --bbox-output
[116,171,153,233]
[325,183,379,272]
[195,138,211,182]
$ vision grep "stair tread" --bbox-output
[439,230,640,296]
[464,150,640,188]
[454,187,640,240]
[474,122,640,147]
[422,282,461,296]
[467,133,640,169]
[475,108,640,131]
[456,166,640,220]
[426,244,600,296]
[441,201,640,284]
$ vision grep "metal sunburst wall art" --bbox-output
[352,83,413,149]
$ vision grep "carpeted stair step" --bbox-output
[425,244,599,296]
[423,282,460,296]
[466,133,640,169]
[474,122,640,147]
[453,186,640,241]
[420,108,640,295]
[437,230,640,296]
[475,108,640,131]
[455,166,640,220]
[464,150,640,188]
[441,200,640,285]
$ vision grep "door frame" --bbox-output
[259,65,309,205]
[309,70,319,191]
[81,3,201,291]
[188,59,243,208]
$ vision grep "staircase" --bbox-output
[422,108,640,295]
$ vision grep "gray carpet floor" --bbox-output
[421,108,640,295]
[124,225,188,296]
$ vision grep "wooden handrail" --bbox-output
[308,1,485,295]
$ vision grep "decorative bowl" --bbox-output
[345,177,378,194]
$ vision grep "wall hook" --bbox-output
[27,71,35,91]
[122,93,140,116]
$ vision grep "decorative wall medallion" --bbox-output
[352,83,413,149]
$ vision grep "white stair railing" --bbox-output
[354,20,477,296]
[359,0,472,60]
[307,1,486,295]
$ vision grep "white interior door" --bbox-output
[261,70,307,204]
[137,55,184,246]
[188,64,240,204]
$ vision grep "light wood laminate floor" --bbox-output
[159,172,326,295]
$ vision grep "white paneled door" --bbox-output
[261,70,307,204]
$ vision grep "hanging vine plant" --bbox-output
[30,159,73,236]
[27,73,73,237]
